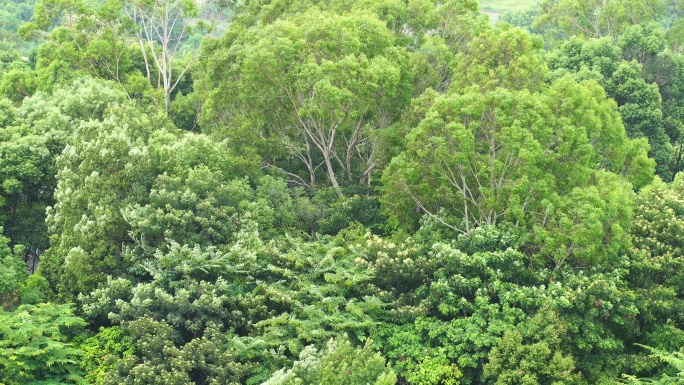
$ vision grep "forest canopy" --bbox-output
[2,0,684,384]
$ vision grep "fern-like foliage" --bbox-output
[623,344,684,384]
[0,303,86,385]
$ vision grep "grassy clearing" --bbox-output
[479,0,538,12]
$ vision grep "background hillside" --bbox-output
[480,0,539,23]
[480,0,538,12]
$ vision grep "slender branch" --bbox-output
[263,163,311,189]
[405,183,466,234]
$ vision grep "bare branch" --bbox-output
[405,183,466,234]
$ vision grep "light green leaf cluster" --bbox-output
[39,84,266,297]
[248,236,381,356]
[0,303,86,384]
[79,235,258,384]
[623,345,684,384]
[263,335,396,385]
[105,318,247,385]
[484,307,581,384]
[78,326,135,385]
[547,27,683,180]
[631,175,684,260]
[0,78,129,260]
[78,227,388,384]
[383,75,652,267]
[0,232,26,307]
[451,26,548,92]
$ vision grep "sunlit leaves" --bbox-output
[382,76,652,267]
[0,303,86,385]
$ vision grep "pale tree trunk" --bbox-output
[304,122,342,197]
[284,90,344,197]
[344,113,364,182]
[322,147,342,196]
[126,0,200,113]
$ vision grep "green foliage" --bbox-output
[41,93,263,297]
[631,175,684,269]
[608,61,673,179]
[405,0,487,93]
[0,67,36,103]
[80,228,385,383]
[196,0,487,194]
[314,188,388,235]
[451,26,548,92]
[2,1,684,384]
[41,100,170,296]
[82,241,256,335]
[105,318,247,385]
[382,76,652,267]
[626,175,684,373]
[483,307,582,384]
[19,0,208,109]
[0,233,26,308]
[0,0,37,53]
[19,273,51,305]
[263,335,396,385]
[79,326,135,385]
[480,0,538,13]
[367,226,642,383]
[247,235,382,358]
[498,5,540,32]
[624,345,684,384]
[1,78,129,263]
[534,0,668,43]
[0,303,86,385]
[547,28,682,179]
[197,6,412,194]
[403,353,462,385]
[16,0,138,94]
[346,227,437,310]
[80,236,256,384]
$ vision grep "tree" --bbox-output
[21,0,208,111]
[123,0,206,112]
[79,236,258,384]
[19,0,140,95]
[547,35,676,179]
[0,0,38,53]
[195,0,493,194]
[382,77,653,268]
[41,96,264,297]
[78,226,388,383]
[0,118,53,261]
[626,175,684,353]
[451,26,548,92]
[607,60,673,179]
[369,233,640,384]
[403,0,487,94]
[623,345,684,384]
[79,326,135,385]
[534,0,668,43]
[105,318,247,385]
[198,8,411,195]
[0,79,129,272]
[616,24,684,176]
